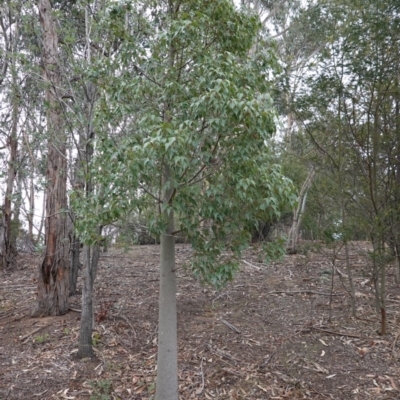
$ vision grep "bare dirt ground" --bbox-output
[1,242,400,400]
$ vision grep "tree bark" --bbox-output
[288,167,315,253]
[76,3,102,356]
[1,20,20,269]
[155,5,178,397]
[69,227,80,296]
[156,166,178,400]
[33,0,69,316]
[77,242,100,358]
[1,88,19,269]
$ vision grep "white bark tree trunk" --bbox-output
[288,167,315,253]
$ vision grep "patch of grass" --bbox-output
[90,379,113,400]
[92,332,102,346]
[34,333,49,344]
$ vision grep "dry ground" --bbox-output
[1,242,400,400]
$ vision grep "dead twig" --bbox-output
[212,292,232,307]
[267,290,341,297]
[19,325,48,342]
[219,318,241,334]
[391,330,400,360]
[33,389,49,397]
[241,259,262,271]
[206,344,237,362]
[196,358,205,395]
[312,326,367,339]
[117,314,137,339]
[260,350,277,367]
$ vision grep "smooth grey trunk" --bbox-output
[342,208,356,317]
[379,248,387,334]
[156,163,178,400]
[69,231,80,296]
[371,238,387,334]
[288,167,315,253]
[22,172,36,243]
[35,191,46,247]
[77,243,100,358]
[1,40,20,269]
[372,238,381,314]
[344,241,356,317]
[395,245,400,284]
[156,6,178,396]
[77,3,103,355]
[10,176,22,252]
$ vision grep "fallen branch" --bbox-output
[391,330,400,360]
[196,358,205,395]
[241,259,262,271]
[19,325,47,342]
[268,290,341,297]
[312,326,366,339]
[206,344,237,361]
[219,318,241,334]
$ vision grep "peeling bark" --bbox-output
[33,0,69,316]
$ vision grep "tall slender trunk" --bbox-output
[69,221,80,296]
[1,44,20,269]
[77,3,101,356]
[379,241,387,334]
[395,89,400,282]
[33,0,69,316]
[288,167,315,253]
[77,241,100,358]
[11,175,22,251]
[155,4,178,397]
[344,240,356,317]
[35,191,46,247]
[28,173,35,242]
[156,164,178,400]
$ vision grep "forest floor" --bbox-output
[1,242,400,400]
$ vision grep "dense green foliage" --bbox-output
[73,0,296,286]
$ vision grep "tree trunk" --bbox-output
[379,242,387,334]
[1,54,20,269]
[33,0,69,316]
[344,241,356,317]
[11,175,22,252]
[76,3,103,356]
[288,167,315,253]
[77,242,100,358]
[28,173,35,242]
[155,6,178,396]
[156,165,178,400]
[69,228,80,296]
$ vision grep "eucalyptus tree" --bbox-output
[32,0,70,316]
[74,0,295,397]
[64,0,108,357]
[0,1,24,269]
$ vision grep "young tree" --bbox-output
[75,0,295,397]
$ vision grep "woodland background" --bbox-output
[1,1,400,399]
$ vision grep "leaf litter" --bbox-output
[0,242,399,399]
